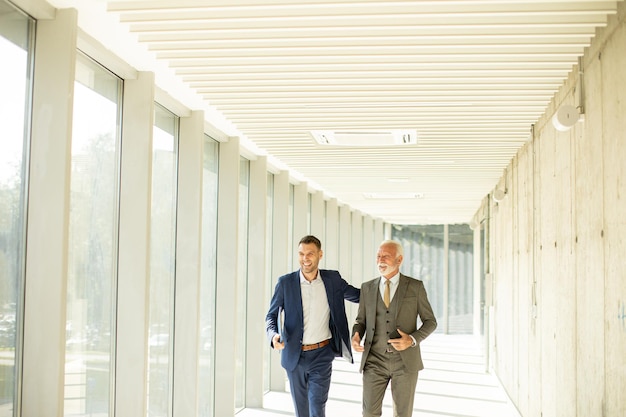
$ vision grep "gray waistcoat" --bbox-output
[371,288,400,354]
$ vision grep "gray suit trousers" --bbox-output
[362,350,419,417]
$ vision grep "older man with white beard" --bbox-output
[351,240,437,417]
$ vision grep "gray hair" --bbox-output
[379,240,404,257]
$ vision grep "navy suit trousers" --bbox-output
[285,343,335,417]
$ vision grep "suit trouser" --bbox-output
[362,350,419,417]
[286,344,335,417]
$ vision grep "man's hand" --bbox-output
[272,333,285,350]
[351,332,364,352]
[387,328,413,351]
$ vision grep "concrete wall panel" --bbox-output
[553,130,576,417]
[574,45,606,417]
[526,138,543,417]
[537,127,558,417]
[600,12,626,417]
[514,147,532,416]
[492,189,513,389]
[508,163,520,404]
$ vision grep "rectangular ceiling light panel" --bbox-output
[363,192,425,200]
[311,130,417,146]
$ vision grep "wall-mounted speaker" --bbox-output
[552,105,580,132]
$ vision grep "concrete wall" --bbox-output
[485,3,626,416]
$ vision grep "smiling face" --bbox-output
[376,242,403,279]
[299,242,323,280]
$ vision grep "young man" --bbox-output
[266,235,360,417]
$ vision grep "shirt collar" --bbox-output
[300,270,321,283]
[380,272,400,286]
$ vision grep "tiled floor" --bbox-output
[239,334,522,417]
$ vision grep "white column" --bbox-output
[348,211,364,318]
[324,198,340,268]
[372,220,386,278]
[338,205,352,276]
[443,224,450,334]
[362,216,377,279]
[473,225,483,336]
[310,191,325,248]
[115,71,155,417]
[22,9,77,417]
[214,136,240,416]
[173,110,204,416]
[382,222,392,240]
[292,181,308,241]
[350,211,364,281]
[269,170,290,391]
[246,156,268,407]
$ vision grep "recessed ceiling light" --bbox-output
[311,130,417,146]
[304,102,472,108]
[363,192,425,199]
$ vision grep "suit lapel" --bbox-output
[367,279,378,324]
[320,271,333,312]
[289,271,303,325]
[394,274,410,319]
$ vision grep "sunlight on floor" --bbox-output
[239,334,522,417]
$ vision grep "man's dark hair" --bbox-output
[299,235,322,250]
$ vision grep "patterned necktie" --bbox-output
[384,279,391,308]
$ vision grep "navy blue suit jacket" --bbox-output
[266,269,360,372]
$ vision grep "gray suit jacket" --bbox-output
[352,273,437,373]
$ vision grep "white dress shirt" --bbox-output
[300,270,332,344]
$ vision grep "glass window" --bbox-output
[64,53,122,416]
[447,224,474,333]
[147,104,179,417]
[392,225,444,322]
[0,3,32,414]
[392,224,475,334]
[198,136,219,417]
[235,157,250,411]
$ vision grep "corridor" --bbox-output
[240,334,522,417]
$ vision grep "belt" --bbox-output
[301,339,330,351]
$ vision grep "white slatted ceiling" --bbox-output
[100,0,619,224]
